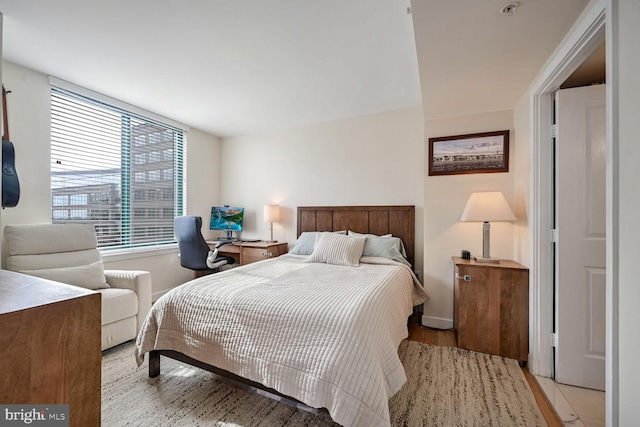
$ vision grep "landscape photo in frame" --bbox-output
[428,130,509,176]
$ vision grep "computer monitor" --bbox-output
[210,206,244,240]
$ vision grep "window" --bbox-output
[148,170,161,182]
[134,153,146,165]
[69,194,87,206]
[148,151,161,163]
[52,210,68,220]
[51,82,185,250]
[52,195,67,206]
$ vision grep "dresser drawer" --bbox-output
[242,247,273,264]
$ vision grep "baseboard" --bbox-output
[421,315,454,330]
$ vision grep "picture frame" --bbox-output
[428,130,510,176]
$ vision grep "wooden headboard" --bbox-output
[297,205,415,267]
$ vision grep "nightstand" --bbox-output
[452,256,529,364]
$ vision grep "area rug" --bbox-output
[102,340,545,426]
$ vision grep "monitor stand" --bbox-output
[215,230,237,242]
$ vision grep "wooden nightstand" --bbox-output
[210,241,288,266]
[452,256,529,364]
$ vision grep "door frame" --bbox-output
[529,0,605,379]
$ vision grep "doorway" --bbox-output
[529,8,606,382]
[528,1,608,423]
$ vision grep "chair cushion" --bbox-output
[97,288,138,325]
[19,260,109,290]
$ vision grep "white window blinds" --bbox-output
[50,84,185,250]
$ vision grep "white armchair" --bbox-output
[3,223,152,351]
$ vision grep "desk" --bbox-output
[207,241,288,266]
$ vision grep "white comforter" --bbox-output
[134,254,428,427]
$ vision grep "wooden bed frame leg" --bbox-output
[149,351,160,377]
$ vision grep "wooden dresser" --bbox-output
[210,241,288,266]
[452,256,529,364]
[0,269,101,426]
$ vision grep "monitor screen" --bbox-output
[210,206,244,231]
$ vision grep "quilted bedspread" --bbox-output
[134,254,428,426]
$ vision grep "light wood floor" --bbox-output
[407,319,562,426]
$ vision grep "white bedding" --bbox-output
[134,254,428,427]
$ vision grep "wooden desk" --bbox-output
[207,241,288,266]
[0,269,101,426]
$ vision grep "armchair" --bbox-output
[3,223,152,351]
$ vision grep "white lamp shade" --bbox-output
[263,204,280,223]
[460,191,516,222]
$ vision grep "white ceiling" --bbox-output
[413,0,588,121]
[0,0,588,137]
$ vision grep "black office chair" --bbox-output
[174,216,235,278]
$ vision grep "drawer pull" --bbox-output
[456,273,472,282]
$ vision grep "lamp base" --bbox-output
[473,256,501,264]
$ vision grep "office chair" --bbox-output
[174,216,235,278]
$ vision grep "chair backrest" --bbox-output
[4,223,102,272]
[174,216,210,271]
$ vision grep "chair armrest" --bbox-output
[104,270,152,333]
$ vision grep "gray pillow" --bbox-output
[20,260,110,290]
[348,231,410,266]
[304,232,366,267]
[289,232,318,255]
[290,230,348,255]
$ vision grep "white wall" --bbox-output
[1,62,53,228]
[0,60,223,296]
[610,0,640,423]
[513,96,531,267]
[423,110,515,328]
[220,107,425,275]
[185,127,223,241]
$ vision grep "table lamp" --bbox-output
[263,204,280,243]
[460,191,515,263]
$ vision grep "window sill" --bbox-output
[100,243,179,262]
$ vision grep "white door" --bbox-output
[555,84,606,391]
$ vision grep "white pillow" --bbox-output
[348,231,392,238]
[305,232,366,267]
[20,260,110,290]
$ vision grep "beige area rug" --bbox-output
[102,340,545,426]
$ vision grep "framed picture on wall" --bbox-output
[428,130,510,176]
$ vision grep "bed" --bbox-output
[134,205,428,427]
